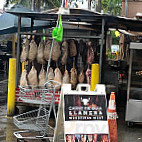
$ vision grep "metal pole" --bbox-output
[125,0,127,17]
[12,34,16,58]
[88,0,91,10]
[31,18,34,32]
[16,16,21,87]
[99,18,105,83]
[7,58,16,116]
[31,0,34,11]
[127,49,133,101]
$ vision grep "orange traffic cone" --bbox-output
[107,92,118,142]
[65,0,68,8]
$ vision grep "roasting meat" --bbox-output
[52,41,61,61]
[28,39,38,61]
[28,66,38,87]
[70,67,77,89]
[20,39,29,63]
[87,41,94,64]
[37,41,46,64]
[39,67,46,86]
[78,69,85,83]
[54,68,62,89]
[47,67,54,81]
[61,41,68,65]
[86,68,91,85]
[63,70,70,84]
[70,40,77,57]
[44,40,52,61]
[20,69,28,86]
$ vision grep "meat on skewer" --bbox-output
[61,41,68,65]
[20,39,29,63]
[39,67,46,87]
[86,68,91,85]
[63,70,70,84]
[87,41,94,65]
[52,41,61,61]
[70,40,77,57]
[78,69,85,83]
[44,40,52,61]
[37,41,46,64]
[20,69,28,86]
[28,66,38,88]
[28,39,38,62]
[70,67,77,89]
[54,68,62,89]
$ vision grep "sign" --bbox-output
[111,45,119,53]
[65,134,109,142]
[63,84,109,142]
[64,95,107,121]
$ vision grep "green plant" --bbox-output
[102,0,122,16]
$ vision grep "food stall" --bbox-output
[7,8,107,106]
[5,6,142,142]
[7,8,142,108]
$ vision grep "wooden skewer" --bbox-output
[73,57,75,68]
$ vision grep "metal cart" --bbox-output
[125,42,142,126]
[13,80,60,142]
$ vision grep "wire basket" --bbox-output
[14,129,54,142]
[18,80,61,105]
[13,107,53,133]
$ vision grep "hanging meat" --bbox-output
[61,41,68,65]
[70,40,77,57]
[20,69,28,86]
[28,39,38,61]
[20,39,29,63]
[39,67,46,87]
[78,69,85,83]
[37,41,46,64]
[87,41,94,64]
[28,66,38,87]
[70,67,77,89]
[47,67,54,81]
[63,70,70,84]
[44,40,52,61]
[86,68,91,85]
[52,41,61,61]
[54,68,62,89]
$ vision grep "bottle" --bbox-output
[107,92,117,142]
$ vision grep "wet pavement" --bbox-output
[117,104,142,142]
[0,105,19,142]
[0,72,142,142]
[0,72,18,142]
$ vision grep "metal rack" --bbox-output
[125,42,142,125]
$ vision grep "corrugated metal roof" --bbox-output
[7,8,142,32]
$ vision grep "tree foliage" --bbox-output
[6,0,62,11]
[101,0,122,16]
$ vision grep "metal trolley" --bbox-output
[13,80,61,142]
